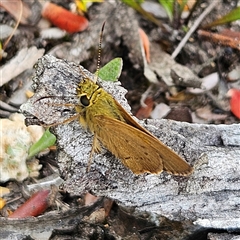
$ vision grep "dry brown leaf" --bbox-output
[0,0,30,24]
[84,192,99,206]
[196,106,228,121]
[139,28,150,63]
[135,97,154,119]
[167,91,194,101]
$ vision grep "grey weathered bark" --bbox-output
[21,54,240,232]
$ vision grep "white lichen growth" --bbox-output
[0,113,44,182]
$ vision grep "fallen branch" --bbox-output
[21,55,240,231]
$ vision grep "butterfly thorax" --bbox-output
[75,78,125,133]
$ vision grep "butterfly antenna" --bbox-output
[94,21,105,83]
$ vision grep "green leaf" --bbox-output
[202,6,240,28]
[28,128,56,159]
[158,0,174,21]
[98,58,123,82]
[121,0,144,7]
[121,0,163,27]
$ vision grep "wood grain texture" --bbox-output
[21,55,240,231]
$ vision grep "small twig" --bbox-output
[140,83,154,107]
[198,29,240,51]
[3,0,23,50]
[171,1,218,59]
[184,0,201,26]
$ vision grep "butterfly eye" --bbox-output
[80,95,90,106]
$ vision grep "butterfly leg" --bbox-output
[87,134,101,172]
[41,114,80,127]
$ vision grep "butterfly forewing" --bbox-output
[94,115,192,176]
[105,100,193,176]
